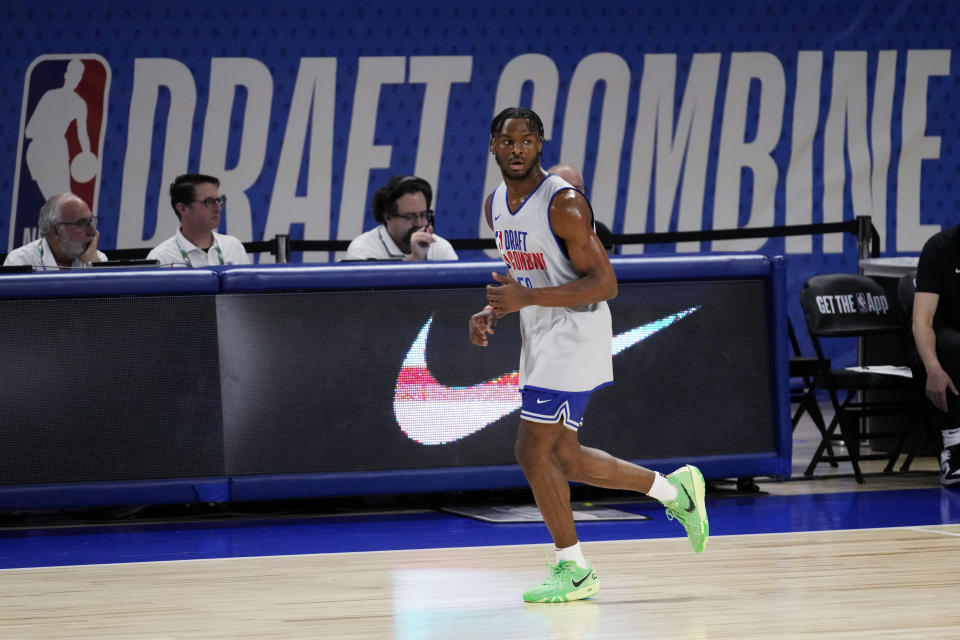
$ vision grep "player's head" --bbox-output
[489,107,544,142]
[547,163,585,194]
[489,108,545,181]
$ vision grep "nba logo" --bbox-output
[855,292,867,313]
[9,54,110,251]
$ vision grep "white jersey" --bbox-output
[490,173,613,393]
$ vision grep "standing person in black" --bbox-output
[913,224,960,486]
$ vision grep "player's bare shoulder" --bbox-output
[549,188,592,235]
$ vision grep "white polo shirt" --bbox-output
[3,237,108,270]
[344,225,459,261]
[147,228,250,267]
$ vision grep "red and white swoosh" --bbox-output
[394,307,699,445]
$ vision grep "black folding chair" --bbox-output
[800,273,925,483]
[788,319,836,465]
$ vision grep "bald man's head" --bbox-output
[547,163,584,193]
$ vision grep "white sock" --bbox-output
[556,542,588,569]
[943,427,960,448]
[647,472,678,504]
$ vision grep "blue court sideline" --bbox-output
[2,488,959,570]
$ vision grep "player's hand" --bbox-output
[81,229,100,266]
[407,225,436,261]
[926,365,959,413]
[486,271,530,314]
[469,307,498,347]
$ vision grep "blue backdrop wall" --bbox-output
[1,0,956,360]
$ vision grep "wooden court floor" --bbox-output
[3,526,960,639]
[2,406,959,639]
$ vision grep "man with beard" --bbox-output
[469,107,709,603]
[344,175,458,261]
[4,193,106,269]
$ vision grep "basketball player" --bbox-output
[469,107,709,603]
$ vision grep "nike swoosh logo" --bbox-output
[494,214,502,221]
[536,398,550,404]
[394,306,699,445]
[681,484,697,513]
[572,572,594,588]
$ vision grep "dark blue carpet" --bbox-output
[2,488,958,570]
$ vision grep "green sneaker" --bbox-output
[663,464,709,553]
[522,560,599,603]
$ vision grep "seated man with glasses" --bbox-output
[344,175,458,261]
[147,173,250,267]
[3,192,106,270]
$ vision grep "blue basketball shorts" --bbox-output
[519,386,595,431]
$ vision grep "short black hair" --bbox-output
[170,173,220,219]
[490,107,544,140]
[372,175,433,224]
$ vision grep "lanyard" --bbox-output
[176,234,224,267]
[38,239,67,269]
[377,226,404,258]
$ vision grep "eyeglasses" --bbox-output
[56,216,98,230]
[191,196,227,210]
[391,209,433,223]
